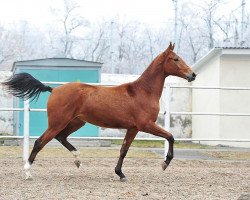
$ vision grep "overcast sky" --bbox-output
[0,0,248,28]
[0,0,172,27]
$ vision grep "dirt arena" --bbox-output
[0,147,249,200]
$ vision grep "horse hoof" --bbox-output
[161,161,168,171]
[74,160,81,168]
[25,172,33,180]
[25,176,33,181]
[120,177,128,182]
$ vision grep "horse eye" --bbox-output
[173,58,179,62]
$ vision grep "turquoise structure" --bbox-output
[12,58,102,137]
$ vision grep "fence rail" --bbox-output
[1,135,249,143]
[170,111,250,117]
[1,82,250,160]
[170,85,250,90]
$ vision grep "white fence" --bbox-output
[1,82,250,161]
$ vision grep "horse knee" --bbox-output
[167,135,175,144]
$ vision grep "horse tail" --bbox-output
[2,73,53,102]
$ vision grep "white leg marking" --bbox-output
[24,162,33,180]
[72,150,81,157]
[71,150,82,168]
[24,162,31,170]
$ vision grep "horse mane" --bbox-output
[150,52,166,67]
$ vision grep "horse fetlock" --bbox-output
[72,150,81,157]
[115,168,126,181]
[115,167,121,175]
[24,161,31,170]
[166,153,173,161]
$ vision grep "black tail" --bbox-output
[2,73,53,102]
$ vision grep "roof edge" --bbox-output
[13,57,103,65]
[192,47,250,72]
[192,48,222,72]
[11,57,103,71]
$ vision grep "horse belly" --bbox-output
[78,112,135,129]
[78,100,136,129]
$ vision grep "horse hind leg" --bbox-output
[24,126,65,180]
[55,118,86,168]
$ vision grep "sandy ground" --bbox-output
[0,149,249,200]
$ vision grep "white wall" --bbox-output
[192,51,250,148]
[192,55,221,145]
[219,55,250,147]
[0,71,14,135]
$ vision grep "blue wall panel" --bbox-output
[17,68,99,137]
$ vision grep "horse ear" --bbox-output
[166,42,173,52]
[171,43,175,50]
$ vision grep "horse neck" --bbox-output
[134,59,166,100]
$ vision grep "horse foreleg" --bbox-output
[115,128,138,182]
[142,122,174,170]
[55,119,85,168]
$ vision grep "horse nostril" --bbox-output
[187,72,196,82]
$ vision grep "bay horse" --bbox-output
[2,43,196,181]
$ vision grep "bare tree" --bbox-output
[51,0,88,57]
[75,21,109,63]
[199,0,226,49]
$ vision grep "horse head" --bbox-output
[163,42,196,82]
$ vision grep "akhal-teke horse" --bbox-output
[2,43,196,181]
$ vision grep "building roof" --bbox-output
[192,47,250,72]
[12,57,103,71]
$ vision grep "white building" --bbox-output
[0,71,13,135]
[192,47,250,147]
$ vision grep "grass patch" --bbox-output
[174,141,212,149]
[111,140,164,148]
[0,146,160,159]
[111,140,212,149]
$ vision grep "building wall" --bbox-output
[16,68,100,137]
[192,55,221,145]
[220,55,250,147]
[0,71,13,135]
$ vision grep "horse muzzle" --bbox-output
[187,72,196,82]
